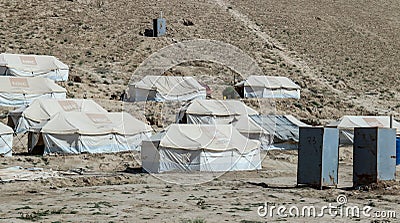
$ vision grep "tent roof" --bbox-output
[156,124,260,152]
[235,75,300,90]
[326,116,400,131]
[183,99,259,116]
[0,122,13,134]
[41,112,153,135]
[20,99,108,123]
[0,53,68,73]
[235,115,309,142]
[130,76,205,97]
[0,76,66,94]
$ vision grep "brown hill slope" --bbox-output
[1,0,399,124]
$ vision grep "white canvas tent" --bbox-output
[235,75,301,99]
[0,123,13,157]
[234,115,309,150]
[326,116,400,144]
[128,76,206,102]
[9,99,107,133]
[142,124,261,173]
[34,112,152,155]
[176,99,259,124]
[0,76,66,107]
[0,53,69,81]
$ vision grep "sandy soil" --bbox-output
[0,148,399,222]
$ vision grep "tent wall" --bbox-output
[43,132,151,155]
[129,87,205,102]
[128,88,157,102]
[199,149,261,171]
[158,147,202,172]
[243,86,300,99]
[28,132,45,155]
[235,115,307,150]
[128,76,207,102]
[237,131,300,150]
[0,92,66,107]
[141,140,161,173]
[1,68,69,82]
[186,114,238,125]
[142,144,261,173]
[7,114,19,129]
[16,118,39,134]
[0,134,13,157]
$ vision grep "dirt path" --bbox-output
[212,0,341,93]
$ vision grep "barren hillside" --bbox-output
[2,0,399,124]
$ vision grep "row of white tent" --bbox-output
[0,54,396,172]
[127,75,301,101]
[0,53,301,100]
[1,97,399,172]
[0,98,301,172]
[0,74,300,108]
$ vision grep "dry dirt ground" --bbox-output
[1,0,400,222]
[0,148,399,222]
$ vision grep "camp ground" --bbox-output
[176,99,259,124]
[326,115,400,144]
[1,2,400,222]
[234,114,310,150]
[0,122,13,157]
[141,124,261,173]
[127,76,206,102]
[29,112,153,155]
[0,53,69,81]
[234,75,301,99]
[8,98,108,133]
[0,76,66,107]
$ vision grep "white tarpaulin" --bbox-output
[326,115,400,144]
[0,76,66,107]
[0,166,61,182]
[176,99,259,124]
[10,98,107,133]
[128,76,206,102]
[235,75,301,99]
[235,115,309,150]
[39,112,153,155]
[0,123,13,156]
[0,53,69,81]
[141,124,261,173]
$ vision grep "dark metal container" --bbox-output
[353,127,396,186]
[297,127,339,189]
[153,18,166,37]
